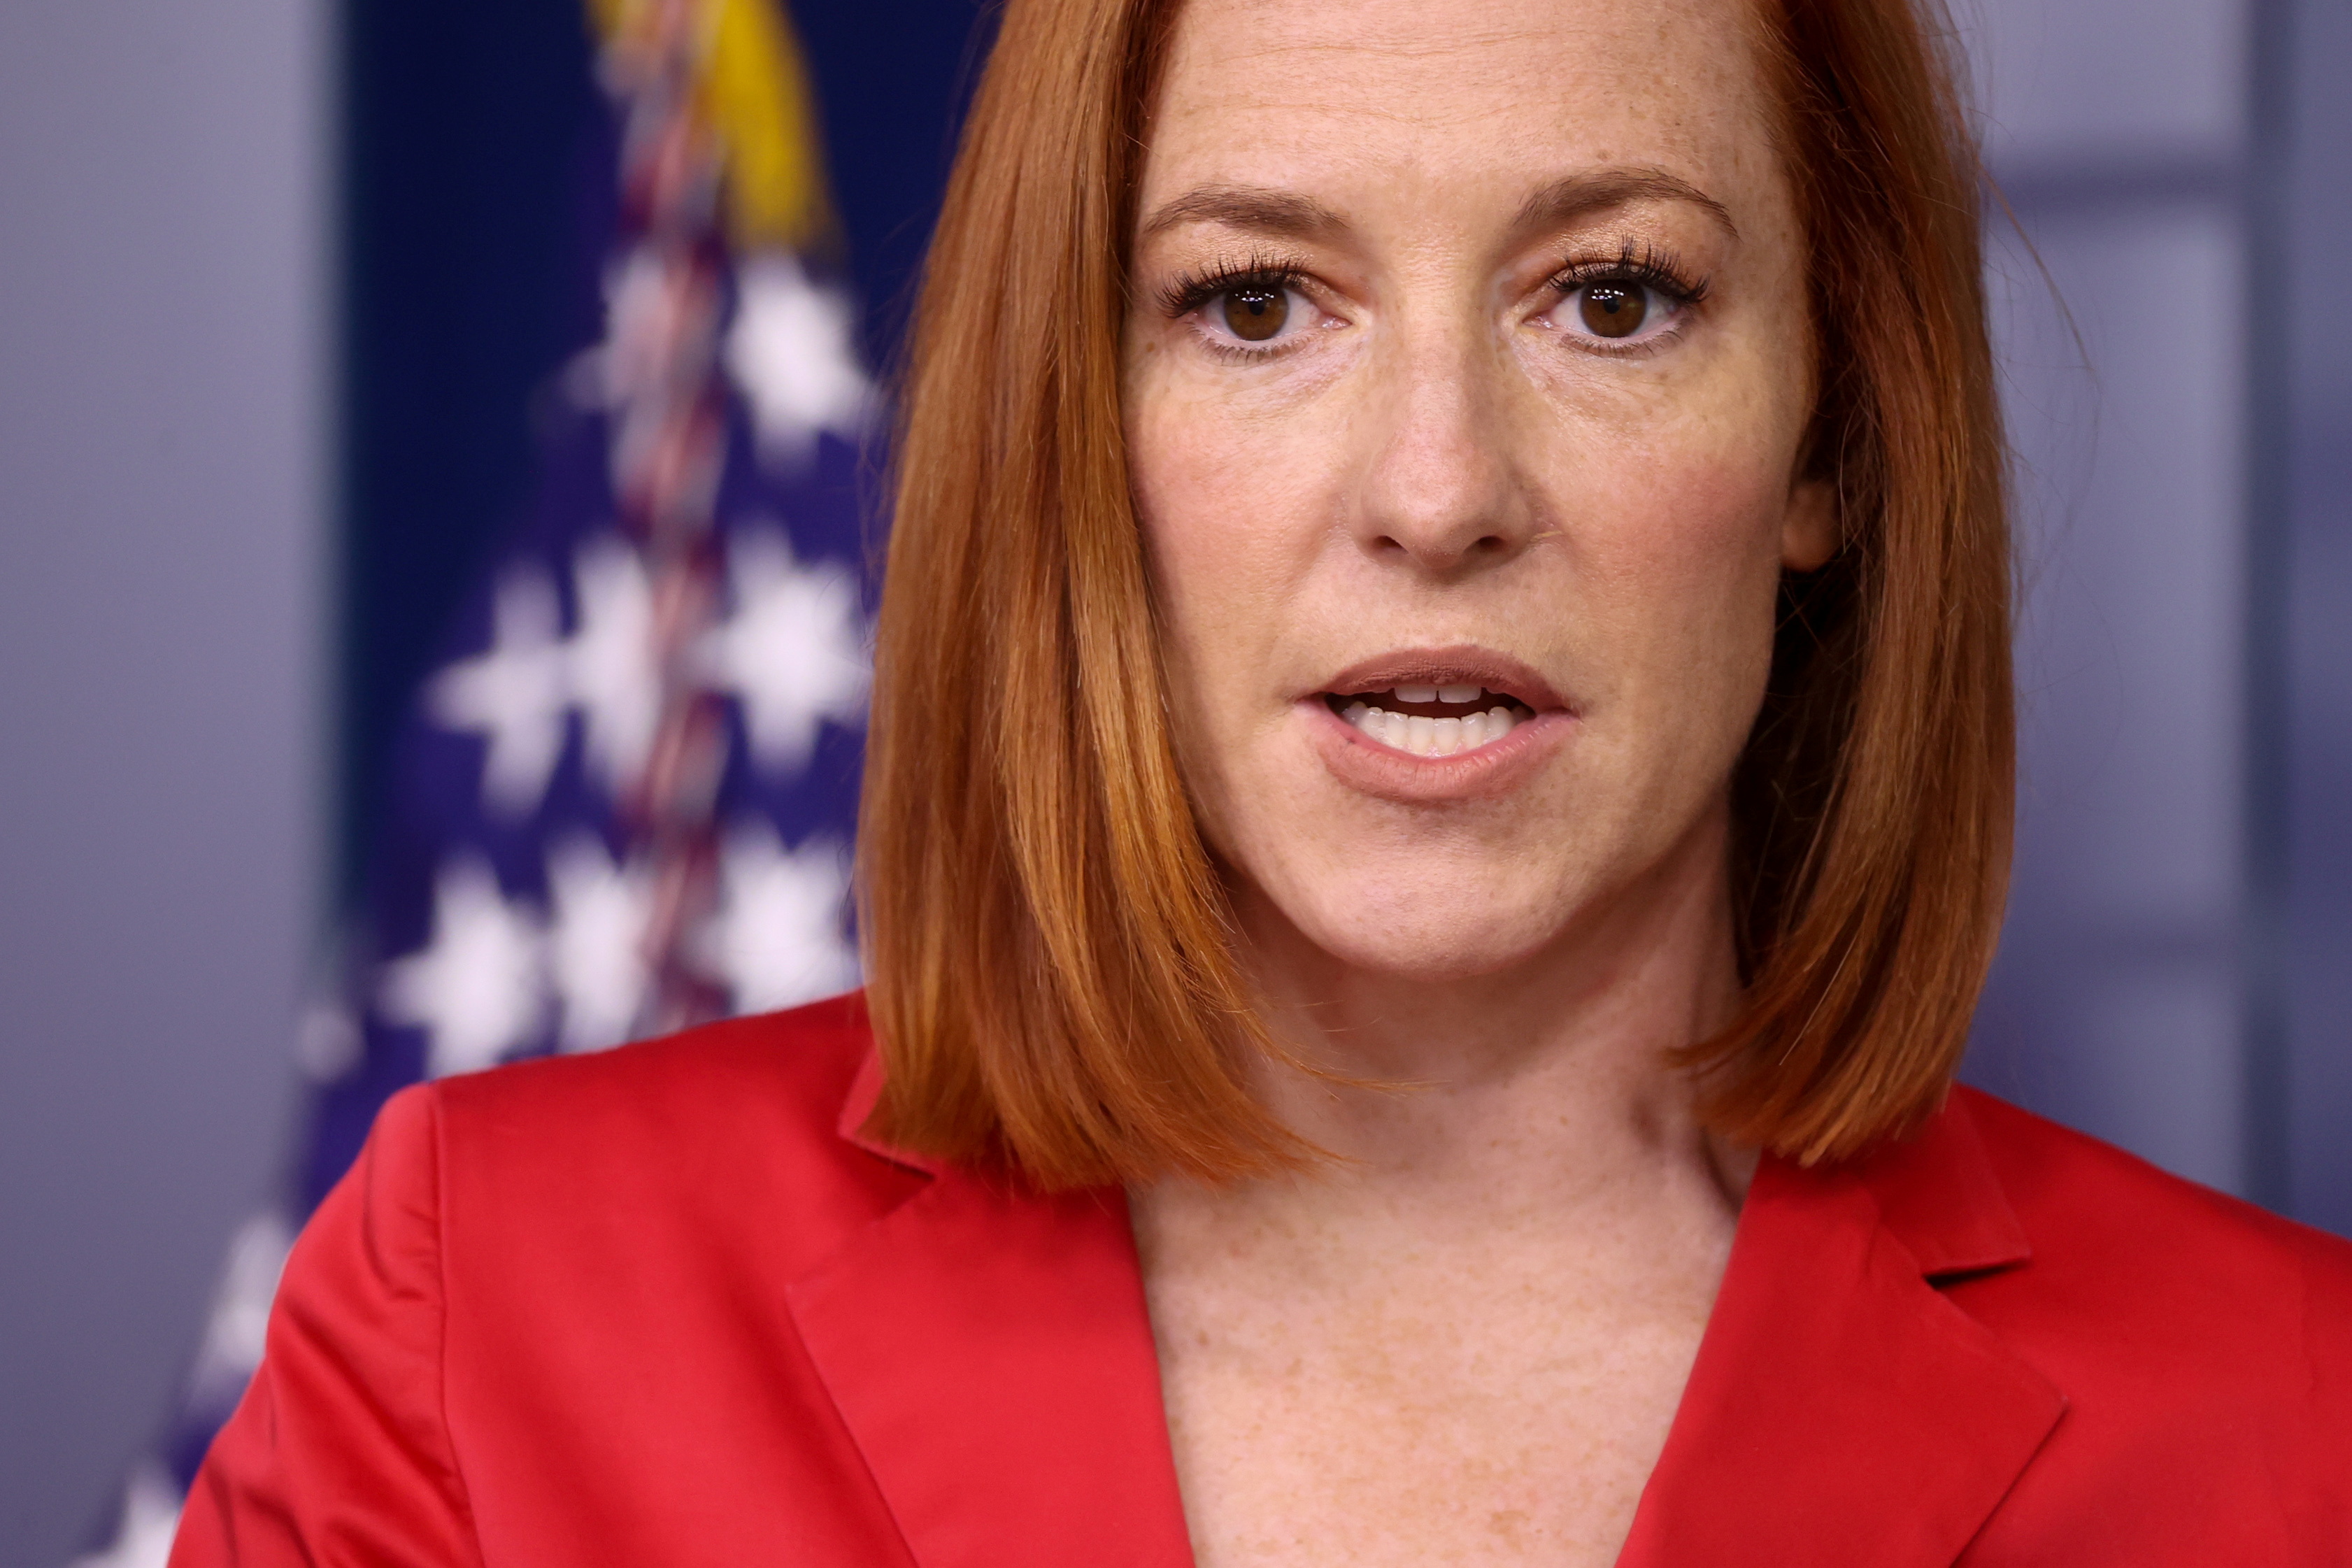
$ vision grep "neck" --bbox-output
[1217,806,1755,1216]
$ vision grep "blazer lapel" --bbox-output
[794,1057,2059,1568]
[785,1058,1195,1568]
[1616,1095,2065,1567]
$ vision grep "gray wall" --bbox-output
[0,1,327,1563]
[1960,0,2259,1190]
[1960,0,2352,1220]
[2281,0,2352,1238]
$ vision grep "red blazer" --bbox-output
[173,995,2352,1565]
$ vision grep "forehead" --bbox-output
[1141,0,1780,215]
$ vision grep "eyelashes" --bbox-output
[1155,252,1313,321]
[1153,237,1712,357]
[1543,238,1709,311]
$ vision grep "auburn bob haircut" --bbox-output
[858,0,2013,1187]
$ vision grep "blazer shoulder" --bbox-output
[1930,1092,2352,1545]
[422,992,920,1273]
[432,990,873,1139]
[1951,1087,2352,1397]
[1958,1085,2352,1286]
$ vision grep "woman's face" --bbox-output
[1125,0,1832,986]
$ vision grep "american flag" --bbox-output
[76,2,874,1559]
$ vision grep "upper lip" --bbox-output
[1313,645,1569,713]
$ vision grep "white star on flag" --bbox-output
[565,537,660,798]
[704,820,859,1014]
[427,571,570,817]
[183,1213,292,1413]
[724,252,875,472]
[379,857,546,1077]
[704,526,869,777]
[71,1465,180,1568]
[546,834,653,1053]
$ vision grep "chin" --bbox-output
[1255,869,1583,988]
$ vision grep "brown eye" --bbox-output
[1578,283,1647,338]
[1222,285,1289,342]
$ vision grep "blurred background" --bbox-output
[1,0,2346,1560]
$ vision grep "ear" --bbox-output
[1779,477,1837,573]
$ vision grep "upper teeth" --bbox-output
[1339,700,1522,757]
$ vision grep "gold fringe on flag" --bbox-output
[583,0,835,252]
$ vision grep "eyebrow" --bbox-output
[1511,169,1739,242]
[1136,167,1737,249]
[1137,185,1348,243]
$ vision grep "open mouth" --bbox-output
[1324,684,1538,758]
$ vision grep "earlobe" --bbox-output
[1780,478,1838,573]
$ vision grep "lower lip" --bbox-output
[1302,698,1571,803]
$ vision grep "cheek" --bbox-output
[1127,375,1339,687]
[1558,423,1792,729]
[1597,455,1785,617]
[1127,371,1362,868]
[1127,383,1267,825]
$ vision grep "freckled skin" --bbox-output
[1122,0,1833,1563]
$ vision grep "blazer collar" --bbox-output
[1616,1090,2064,1566]
[786,1052,1195,1568]
[804,1060,2059,1568]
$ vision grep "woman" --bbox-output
[174,0,2352,1560]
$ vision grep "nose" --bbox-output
[1348,322,1539,575]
